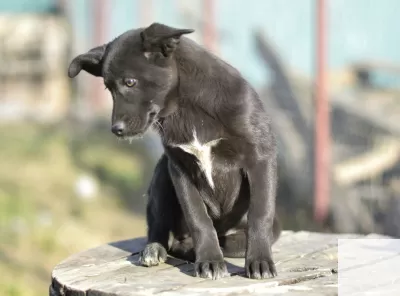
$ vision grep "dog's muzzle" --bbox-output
[111,121,126,137]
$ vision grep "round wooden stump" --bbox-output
[50,231,376,295]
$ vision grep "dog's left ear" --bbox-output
[141,23,194,57]
[68,44,107,78]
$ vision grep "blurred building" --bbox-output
[1,0,400,121]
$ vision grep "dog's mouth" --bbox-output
[118,128,146,142]
[117,113,158,143]
[121,134,144,144]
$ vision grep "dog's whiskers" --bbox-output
[153,121,164,134]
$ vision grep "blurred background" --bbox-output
[0,0,399,295]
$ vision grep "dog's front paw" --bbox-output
[139,243,167,267]
[195,260,228,280]
[245,256,277,279]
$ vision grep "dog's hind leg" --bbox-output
[219,230,247,258]
[220,215,281,258]
[169,237,195,262]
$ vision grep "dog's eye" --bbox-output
[124,78,137,87]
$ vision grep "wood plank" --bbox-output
[84,232,313,295]
[77,261,199,296]
[157,270,334,296]
[54,237,147,272]
[269,231,361,265]
[161,232,361,295]
[51,237,191,296]
[285,275,338,296]
[50,232,377,296]
[166,237,353,296]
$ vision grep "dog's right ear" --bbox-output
[68,44,107,78]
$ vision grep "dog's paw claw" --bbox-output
[139,243,167,267]
[195,260,228,280]
[245,258,277,279]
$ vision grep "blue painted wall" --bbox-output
[3,0,400,88]
[0,0,53,12]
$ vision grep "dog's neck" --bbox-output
[154,38,242,142]
[158,89,179,118]
[159,40,231,121]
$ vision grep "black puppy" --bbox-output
[68,22,281,280]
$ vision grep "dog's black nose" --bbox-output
[111,121,125,136]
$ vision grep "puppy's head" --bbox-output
[68,23,194,139]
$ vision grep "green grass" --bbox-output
[0,122,152,296]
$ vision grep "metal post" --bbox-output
[203,0,217,52]
[314,0,330,222]
[139,0,153,26]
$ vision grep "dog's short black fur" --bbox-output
[68,23,281,280]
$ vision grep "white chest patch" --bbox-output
[174,130,222,189]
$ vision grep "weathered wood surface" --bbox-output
[49,231,393,296]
